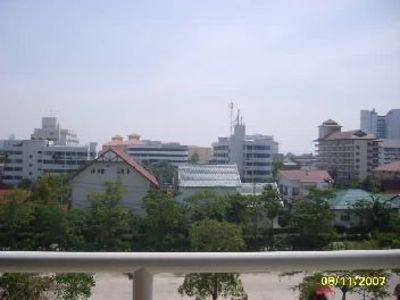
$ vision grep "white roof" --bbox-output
[237,182,278,196]
[178,164,241,187]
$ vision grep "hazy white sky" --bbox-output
[1,0,399,153]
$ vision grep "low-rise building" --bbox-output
[278,169,333,201]
[70,148,159,211]
[379,139,400,165]
[328,189,400,228]
[373,160,400,193]
[177,164,241,199]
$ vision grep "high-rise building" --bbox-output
[1,117,97,186]
[360,109,400,139]
[316,119,380,184]
[211,111,278,182]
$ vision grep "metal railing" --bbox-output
[1,250,399,300]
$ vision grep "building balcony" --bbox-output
[1,250,399,300]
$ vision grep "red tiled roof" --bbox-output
[278,169,333,183]
[99,149,159,187]
[0,189,12,203]
[374,160,400,173]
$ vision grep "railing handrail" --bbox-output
[1,250,399,274]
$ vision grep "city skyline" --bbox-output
[1,0,399,153]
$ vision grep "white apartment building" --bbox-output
[316,119,380,184]
[379,139,400,165]
[361,109,400,139]
[211,113,278,182]
[1,117,97,186]
[1,139,97,186]
[103,134,188,166]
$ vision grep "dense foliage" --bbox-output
[0,174,399,299]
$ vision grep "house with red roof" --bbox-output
[373,160,400,193]
[278,169,333,201]
[70,148,159,212]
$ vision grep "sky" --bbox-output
[0,0,399,154]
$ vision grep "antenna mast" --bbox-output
[229,102,234,137]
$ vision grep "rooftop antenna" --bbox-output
[229,102,234,137]
[236,109,240,125]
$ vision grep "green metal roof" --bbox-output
[328,189,399,210]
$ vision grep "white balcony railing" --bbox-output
[1,250,399,300]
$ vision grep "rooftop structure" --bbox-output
[178,164,241,188]
[31,117,79,145]
[237,182,278,196]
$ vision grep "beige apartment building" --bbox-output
[315,119,380,184]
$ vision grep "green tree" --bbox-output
[29,203,66,250]
[352,194,393,233]
[178,220,247,300]
[0,273,95,300]
[0,273,53,300]
[54,273,95,300]
[226,187,283,250]
[184,190,229,223]
[141,160,177,185]
[272,157,284,180]
[30,175,71,205]
[62,208,88,251]
[189,152,200,164]
[85,182,131,251]
[287,188,336,250]
[138,189,187,251]
[0,189,35,250]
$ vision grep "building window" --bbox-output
[340,215,350,222]
[127,169,130,174]
[292,187,300,196]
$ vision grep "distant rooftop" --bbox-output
[321,130,376,141]
[278,169,332,184]
[178,164,241,188]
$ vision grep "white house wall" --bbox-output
[71,161,152,212]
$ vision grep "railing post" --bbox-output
[133,268,153,300]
